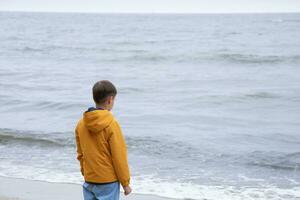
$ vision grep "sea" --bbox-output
[0,11,300,200]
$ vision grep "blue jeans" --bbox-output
[82,181,120,200]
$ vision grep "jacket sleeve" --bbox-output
[75,126,84,176]
[109,120,131,187]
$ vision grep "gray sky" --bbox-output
[1,0,300,13]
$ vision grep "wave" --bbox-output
[11,43,300,64]
[21,46,44,52]
[243,92,280,99]
[15,45,100,53]
[186,91,284,107]
[270,19,300,23]
[0,98,86,112]
[32,100,86,110]
[2,128,300,173]
[102,52,300,64]
[232,91,281,100]
[126,135,206,163]
[132,176,300,200]
[118,86,146,94]
[0,128,204,164]
[0,172,299,200]
[247,151,300,171]
[0,128,200,159]
[0,128,75,147]
[205,53,300,64]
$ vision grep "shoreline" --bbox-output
[0,176,177,200]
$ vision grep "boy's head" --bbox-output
[92,80,117,111]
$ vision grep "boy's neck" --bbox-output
[96,104,108,110]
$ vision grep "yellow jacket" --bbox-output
[75,108,130,187]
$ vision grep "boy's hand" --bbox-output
[123,185,132,196]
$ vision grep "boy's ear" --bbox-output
[107,95,114,104]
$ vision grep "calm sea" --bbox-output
[0,11,300,199]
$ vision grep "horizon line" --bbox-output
[1,10,300,15]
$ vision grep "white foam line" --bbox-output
[131,175,300,200]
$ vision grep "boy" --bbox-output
[75,80,132,200]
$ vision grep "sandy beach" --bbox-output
[0,176,176,200]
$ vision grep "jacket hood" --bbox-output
[83,107,114,133]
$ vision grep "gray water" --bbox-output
[0,11,300,199]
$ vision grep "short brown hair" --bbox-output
[92,80,117,104]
